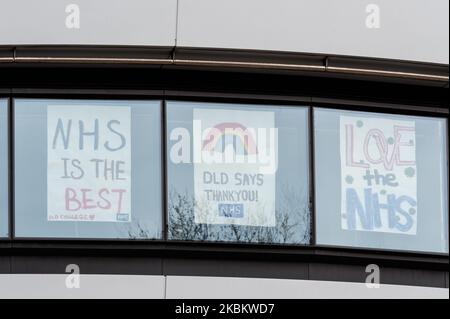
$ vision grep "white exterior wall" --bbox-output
[0,0,448,64]
[0,275,448,299]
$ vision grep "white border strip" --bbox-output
[0,275,447,299]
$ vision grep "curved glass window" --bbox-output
[14,99,162,239]
[314,108,448,253]
[167,101,311,245]
[0,99,8,238]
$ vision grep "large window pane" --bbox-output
[315,108,448,253]
[0,99,7,238]
[167,101,310,245]
[14,99,162,239]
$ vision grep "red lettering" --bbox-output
[80,188,96,209]
[97,188,112,209]
[111,189,126,213]
[65,187,81,211]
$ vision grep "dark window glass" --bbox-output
[167,101,310,245]
[14,99,162,239]
[315,108,448,253]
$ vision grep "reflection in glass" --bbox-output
[315,108,448,253]
[14,99,162,239]
[167,102,311,245]
[0,99,8,238]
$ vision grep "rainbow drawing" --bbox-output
[202,122,258,155]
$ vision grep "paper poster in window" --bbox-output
[47,105,131,222]
[340,115,417,235]
[193,108,277,227]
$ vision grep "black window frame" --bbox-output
[0,88,447,261]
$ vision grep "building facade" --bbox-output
[0,0,448,298]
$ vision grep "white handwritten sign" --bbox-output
[47,105,131,222]
[340,116,417,235]
[193,108,276,227]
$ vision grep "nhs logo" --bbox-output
[116,213,130,222]
[218,204,244,218]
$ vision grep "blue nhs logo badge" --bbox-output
[218,204,244,218]
[116,213,130,222]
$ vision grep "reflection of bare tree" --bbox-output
[168,186,311,244]
[125,221,161,239]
